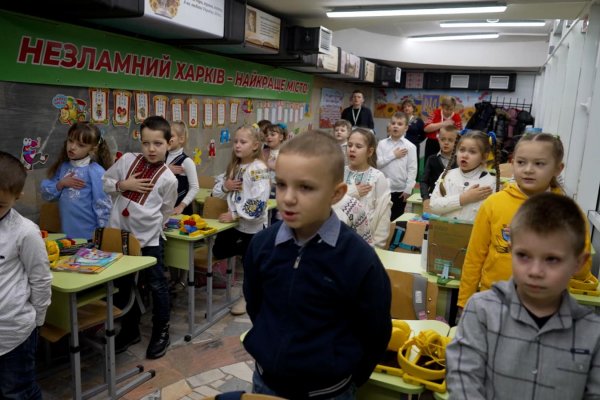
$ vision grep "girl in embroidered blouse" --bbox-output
[344,128,391,248]
[212,124,271,260]
[430,130,500,221]
[41,122,113,239]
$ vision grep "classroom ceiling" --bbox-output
[248,0,590,41]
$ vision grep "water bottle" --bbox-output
[420,230,428,272]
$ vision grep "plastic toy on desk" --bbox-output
[166,218,180,230]
[45,240,60,267]
[178,214,218,237]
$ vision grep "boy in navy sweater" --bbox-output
[243,131,392,399]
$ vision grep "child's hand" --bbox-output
[169,165,184,175]
[172,204,185,215]
[442,119,455,127]
[218,211,235,223]
[120,172,154,193]
[401,191,411,201]
[356,183,373,197]
[394,147,408,159]
[460,184,493,205]
[57,172,85,190]
[224,178,242,192]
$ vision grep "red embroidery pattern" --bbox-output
[121,154,167,206]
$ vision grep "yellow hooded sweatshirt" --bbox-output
[457,182,593,308]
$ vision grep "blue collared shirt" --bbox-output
[274,212,341,248]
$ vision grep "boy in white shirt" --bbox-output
[333,119,352,165]
[0,151,52,399]
[376,112,418,220]
[103,116,178,359]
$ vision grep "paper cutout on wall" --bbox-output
[203,99,213,127]
[132,129,140,141]
[242,99,253,113]
[208,139,216,158]
[90,88,109,124]
[171,98,184,122]
[187,98,199,128]
[53,94,87,125]
[219,128,230,144]
[113,90,131,127]
[230,99,240,124]
[217,99,226,126]
[154,95,168,119]
[21,137,48,170]
[134,92,149,123]
[193,147,202,165]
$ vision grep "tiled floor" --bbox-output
[38,282,255,400]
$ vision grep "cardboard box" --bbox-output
[426,219,473,280]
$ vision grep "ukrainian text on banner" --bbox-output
[0,11,312,102]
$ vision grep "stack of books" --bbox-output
[52,247,123,274]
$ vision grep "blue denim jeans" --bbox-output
[0,328,41,400]
[252,370,357,400]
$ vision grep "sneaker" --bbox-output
[230,296,246,316]
[146,323,170,359]
[115,328,141,354]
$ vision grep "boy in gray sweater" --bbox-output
[447,192,600,400]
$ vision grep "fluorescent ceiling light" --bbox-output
[409,33,500,41]
[441,20,546,27]
[327,2,507,18]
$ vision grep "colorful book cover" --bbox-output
[52,248,123,274]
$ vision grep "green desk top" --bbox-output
[195,189,277,210]
[51,255,156,293]
[407,193,423,204]
[164,218,237,241]
[571,291,600,307]
[376,248,460,289]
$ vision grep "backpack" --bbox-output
[466,101,496,131]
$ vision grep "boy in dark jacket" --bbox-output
[243,131,392,399]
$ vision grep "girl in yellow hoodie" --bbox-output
[458,133,594,309]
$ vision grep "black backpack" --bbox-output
[466,101,496,131]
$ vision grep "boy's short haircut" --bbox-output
[0,151,27,195]
[141,116,172,142]
[391,111,408,124]
[280,131,344,184]
[352,89,365,97]
[511,192,586,256]
[439,125,459,136]
[333,119,352,131]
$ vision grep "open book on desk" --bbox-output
[51,247,123,274]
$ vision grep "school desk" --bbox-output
[376,248,460,321]
[48,255,157,400]
[164,219,239,341]
[357,319,452,400]
[195,188,277,210]
[406,193,423,215]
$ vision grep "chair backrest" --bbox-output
[203,196,228,219]
[93,227,141,256]
[39,202,62,233]
[199,175,216,189]
[387,269,439,320]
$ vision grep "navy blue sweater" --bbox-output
[243,221,392,399]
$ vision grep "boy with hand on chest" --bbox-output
[446,192,600,400]
[102,116,178,359]
[242,131,392,400]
